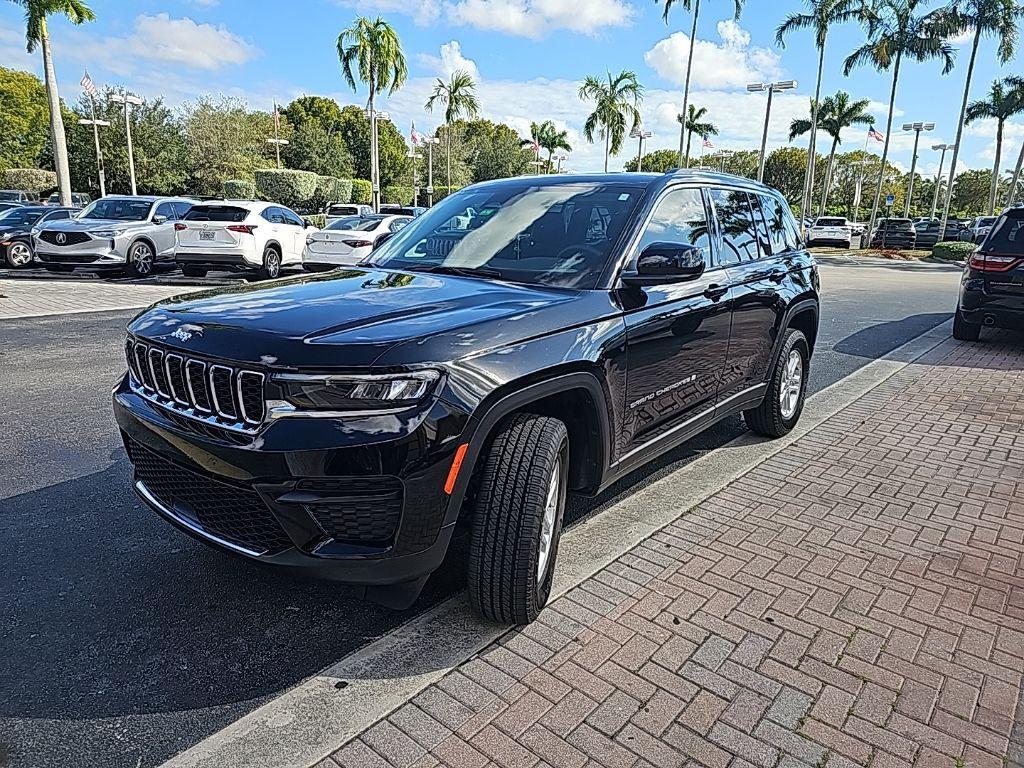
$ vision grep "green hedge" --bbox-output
[350,179,372,205]
[932,241,976,261]
[303,214,326,229]
[254,168,318,208]
[3,168,57,193]
[222,179,256,199]
[312,176,353,210]
[382,184,414,205]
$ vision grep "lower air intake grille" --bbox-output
[302,477,404,545]
[127,439,292,555]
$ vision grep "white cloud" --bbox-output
[345,0,443,26]
[644,20,784,90]
[124,14,258,70]
[417,41,480,80]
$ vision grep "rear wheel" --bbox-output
[5,240,33,268]
[744,329,809,438]
[181,265,208,278]
[258,245,281,280]
[952,308,981,341]
[125,241,155,278]
[468,414,569,624]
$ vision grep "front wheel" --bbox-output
[125,241,155,278]
[468,414,569,624]
[5,240,33,268]
[258,246,281,280]
[952,309,981,341]
[744,329,809,438]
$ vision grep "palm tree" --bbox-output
[661,0,744,168]
[578,70,643,173]
[1003,76,1024,206]
[940,0,1022,231]
[426,70,479,191]
[776,0,862,227]
[337,15,408,211]
[790,92,874,215]
[677,104,719,167]
[966,78,1024,213]
[9,0,95,206]
[844,0,955,237]
[520,121,572,173]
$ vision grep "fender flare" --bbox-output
[767,297,819,377]
[442,371,612,525]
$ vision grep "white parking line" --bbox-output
[160,319,954,768]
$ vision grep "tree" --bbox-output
[1005,76,1024,206]
[966,78,1024,214]
[776,0,862,226]
[677,104,718,167]
[0,67,50,172]
[463,119,532,180]
[8,0,96,205]
[844,0,955,237]
[950,168,1007,214]
[764,147,812,205]
[426,70,479,190]
[284,122,354,178]
[790,92,874,215]
[624,148,680,173]
[336,104,409,187]
[579,70,643,173]
[337,15,407,211]
[660,0,745,167]
[520,120,571,173]
[939,0,1021,232]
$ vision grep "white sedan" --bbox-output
[302,214,411,271]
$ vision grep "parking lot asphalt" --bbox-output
[0,256,962,768]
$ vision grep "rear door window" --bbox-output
[280,208,305,227]
[758,194,798,256]
[709,189,759,263]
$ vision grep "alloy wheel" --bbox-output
[131,244,154,276]
[779,349,803,420]
[8,242,32,267]
[536,456,561,586]
[264,248,281,278]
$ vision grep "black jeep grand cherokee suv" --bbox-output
[114,172,819,623]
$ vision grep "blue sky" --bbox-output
[1,0,1021,176]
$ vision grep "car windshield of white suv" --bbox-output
[183,205,250,222]
[815,218,846,227]
[79,199,152,221]
[369,182,642,289]
[327,216,384,232]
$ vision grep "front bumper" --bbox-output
[113,375,472,597]
[34,232,130,266]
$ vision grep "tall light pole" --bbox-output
[747,80,798,183]
[266,100,289,169]
[929,142,955,220]
[422,136,440,207]
[554,154,568,174]
[79,117,110,198]
[716,149,735,174]
[901,121,934,217]
[630,128,653,172]
[110,92,142,195]
[851,159,873,224]
[365,109,390,211]
[407,149,421,206]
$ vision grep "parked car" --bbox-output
[0,201,24,215]
[380,204,426,218]
[870,218,917,249]
[960,216,998,244]
[953,207,1024,340]
[174,201,313,279]
[325,203,373,227]
[0,190,39,203]
[0,205,78,268]
[113,171,819,621]
[806,216,853,248]
[33,195,193,277]
[45,192,92,207]
[302,214,411,271]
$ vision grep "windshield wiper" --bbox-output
[404,264,504,280]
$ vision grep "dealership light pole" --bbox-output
[407,149,420,206]
[716,149,735,173]
[747,80,797,182]
[266,100,289,169]
[930,142,955,220]
[79,116,110,198]
[365,109,390,211]
[901,122,934,217]
[851,158,873,224]
[110,92,142,195]
[554,154,568,173]
[630,127,653,172]
[423,136,440,207]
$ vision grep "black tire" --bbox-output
[125,240,155,278]
[5,240,34,268]
[44,265,74,273]
[744,328,809,438]
[303,263,334,273]
[468,414,569,624]
[181,265,208,278]
[258,245,281,280]
[952,309,981,341]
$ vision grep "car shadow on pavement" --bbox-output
[832,313,951,362]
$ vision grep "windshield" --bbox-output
[983,213,1024,254]
[328,206,359,216]
[327,216,383,232]
[979,217,998,227]
[184,205,249,222]
[79,198,152,221]
[0,191,22,201]
[369,182,642,289]
[815,218,846,227]
[0,208,44,227]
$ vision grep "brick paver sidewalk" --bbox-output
[0,278,199,319]
[326,335,1024,768]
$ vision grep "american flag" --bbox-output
[410,122,423,146]
[703,137,715,149]
[80,70,98,98]
[868,126,885,143]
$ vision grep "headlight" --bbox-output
[94,228,127,238]
[272,370,440,412]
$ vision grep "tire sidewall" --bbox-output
[776,331,809,431]
[263,246,281,279]
[534,436,569,611]
[7,240,33,268]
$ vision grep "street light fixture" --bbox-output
[364,109,391,211]
[930,142,956,220]
[715,149,735,173]
[421,136,441,207]
[79,117,110,197]
[554,153,568,174]
[110,92,142,195]
[901,121,935,217]
[630,127,653,172]
[747,80,798,182]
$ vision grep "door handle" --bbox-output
[704,283,728,301]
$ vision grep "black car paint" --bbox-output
[113,171,819,607]
[0,206,77,262]
[957,208,1024,330]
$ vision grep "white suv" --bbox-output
[174,201,314,279]
[807,216,853,249]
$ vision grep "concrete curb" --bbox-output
[161,320,954,768]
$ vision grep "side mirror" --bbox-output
[621,242,706,287]
[152,214,168,225]
[373,232,394,250]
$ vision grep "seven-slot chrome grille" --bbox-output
[125,336,266,434]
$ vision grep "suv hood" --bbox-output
[128,267,584,368]
[42,217,149,232]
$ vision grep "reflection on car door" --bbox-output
[709,189,792,401]
[621,186,732,451]
[151,201,178,259]
[279,208,306,262]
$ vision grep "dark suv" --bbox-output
[953,207,1024,340]
[113,172,819,623]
